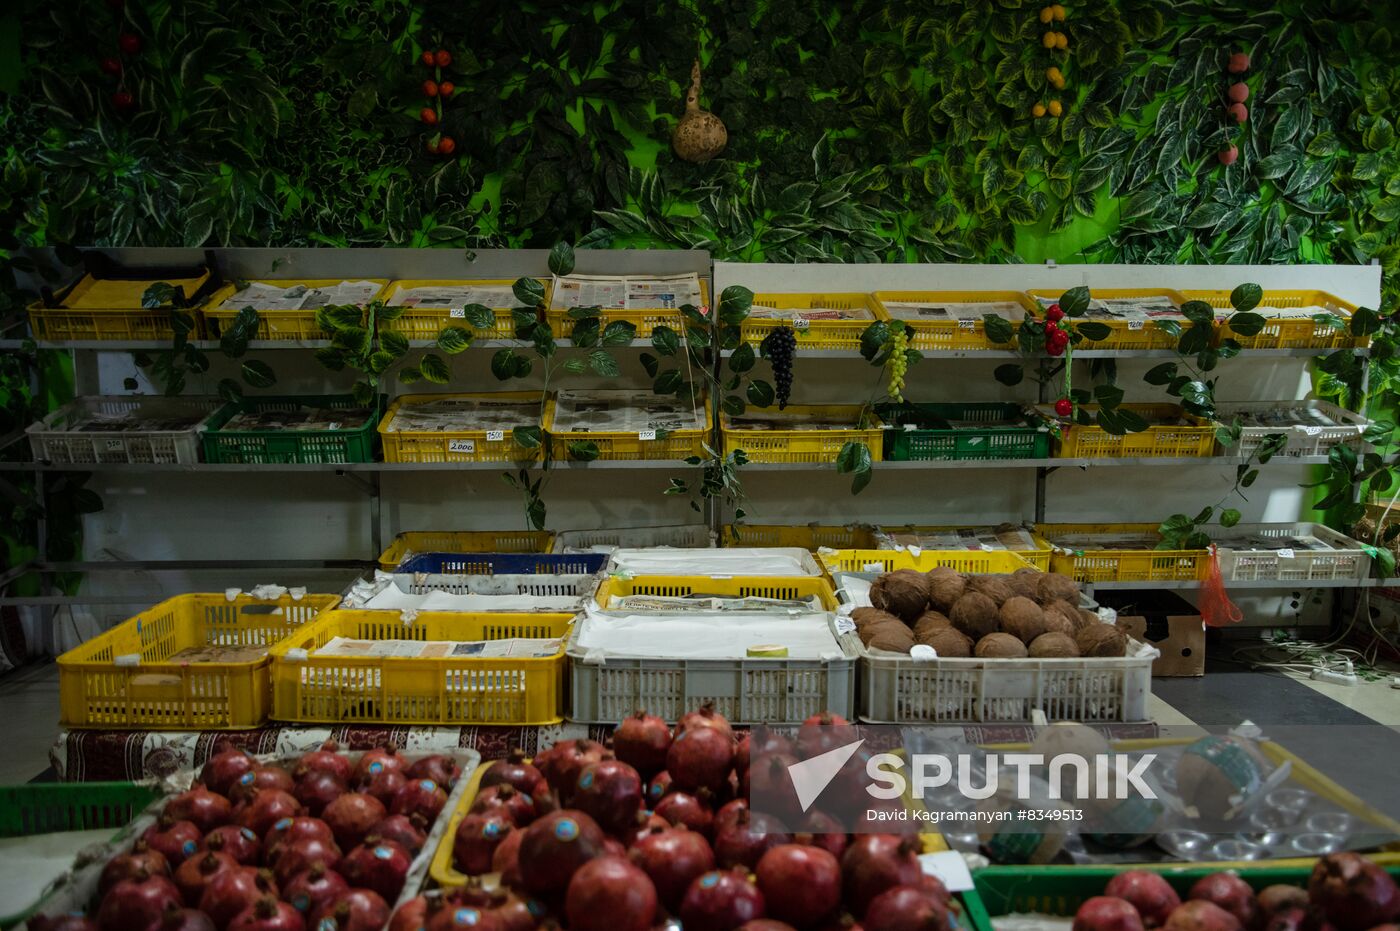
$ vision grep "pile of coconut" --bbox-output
[851,566,1129,659]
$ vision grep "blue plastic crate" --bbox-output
[396,552,607,576]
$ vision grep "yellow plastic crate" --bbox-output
[595,574,839,610]
[57,593,338,730]
[723,524,881,550]
[378,392,544,463]
[1026,288,1188,350]
[379,279,551,341]
[721,405,885,463]
[741,292,880,351]
[547,279,710,340]
[818,549,1038,575]
[1040,403,1215,458]
[543,393,712,461]
[29,272,212,341]
[1177,288,1365,350]
[877,525,1054,570]
[428,761,492,888]
[872,290,1036,351]
[268,610,574,725]
[1037,521,1209,582]
[377,530,555,570]
[203,279,388,341]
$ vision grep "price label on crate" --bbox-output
[1277,547,1296,559]
[486,430,505,442]
[958,319,977,330]
[792,315,810,331]
[638,429,657,441]
[448,439,476,454]
[1127,319,1144,330]
[449,308,466,318]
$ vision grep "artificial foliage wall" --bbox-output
[2,0,1400,309]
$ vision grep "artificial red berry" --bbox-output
[437,136,456,155]
[118,33,141,55]
[434,49,451,67]
[421,50,435,67]
[425,137,440,154]
[1054,398,1073,416]
[438,81,454,98]
[422,79,438,97]
[420,107,438,125]
[111,90,134,110]
[1045,304,1065,322]
[100,57,122,76]
[1047,341,1065,357]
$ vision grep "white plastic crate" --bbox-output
[1215,523,1372,582]
[27,396,221,464]
[566,617,859,724]
[390,572,601,598]
[1214,400,1369,458]
[606,546,823,577]
[552,525,715,553]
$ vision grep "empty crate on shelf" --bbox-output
[876,402,1049,460]
[547,273,708,339]
[1178,288,1364,350]
[721,404,884,463]
[57,592,338,730]
[543,389,712,460]
[201,393,380,464]
[378,279,550,341]
[1215,522,1372,582]
[1038,403,1215,458]
[722,523,881,550]
[1026,288,1188,350]
[1037,522,1209,582]
[28,269,212,342]
[376,530,555,570]
[1214,399,1369,457]
[872,290,1034,351]
[203,278,387,341]
[741,292,879,351]
[28,395,221,465]
[378,391,543,463]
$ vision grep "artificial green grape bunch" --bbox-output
[888,323,908,402]
[764,325,797,409]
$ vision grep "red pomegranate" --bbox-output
[158,904,218,931]
[470,784,536,826]
[841,834,924,916]
[199,866,278,930]
[479,750,544,797]
[755,843,841,926]
[203,826,262,866]
[796,711,855,761]
[230,766,296,804]
[1074,896,1146,931]
[340,840,413,901]
[271,836,342,885]
[1309,853,1400,931]
[529,782,558,818]
[228,896,303,931]
[625,809,672,846]
[654,790,715,838]
[282,862,349,916]
[29,916,98,931]
[565,856,658,931]
[364,769,409,807]
[680,868,766,931]
[292,771,346,817]
[143,817,204,866]
[1191,873,1263,931]
[101,841,171,894]
[629,825,716,910]
[715,810,791,870]
[542,740,609,806]
[295,741,352,785]
[516,809,607,898]
[667,726,734,795]
[865,884,954,931]
[167,786,234,834]
[645,770,674,808]
[372,813,429,855]
[174,851,237,906]
[426,906,504,930]
[388,894,443,931]
[716,798,751,833]
[1258,887,1308,916]
[392,778,448,823]
[407,753,461,788]
[453,811,515,874]
[747,753,803,824]
[265,817,335,860]
[738,923,798,931]
[573,760,643,836]
[354,747,406,786]
[490,825,526,888]
[1265,907,1309,931]
[1107,872,1182,928]
[237,791,302,840]
[310,888,390,931]
[201,749,256,797]
[795,810,849,859]
[322,793,387,850]
[491,894,547,931]
[613,710,672,779]
[1164,901,1243,931]
[97,874,182,931]
[677,702,734,741]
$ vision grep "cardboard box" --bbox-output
[1096,590,1205,677]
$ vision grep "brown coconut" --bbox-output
[867,624,916,654]
[869,569,931,623]
[1035,572,1080,604]
[1042,599,1084,634]
[975,632,1029,658]
[858,619,908,646]
[1075,623,1128,657]
[912,610,952,640]
[967,574,1015,606]
[852,607,901,631]
[1009,568,1042,600]
[949,592,999,640]
[919,627,973,657]
[1028,632,1080,658]
[1040,606,1076,637]
[925,566,966,610]
[1079,609,1102,630]
[999,597,1047,644]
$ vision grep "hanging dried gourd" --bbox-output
[671,59,727,163]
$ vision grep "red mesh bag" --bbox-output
[1200,544,1242,627]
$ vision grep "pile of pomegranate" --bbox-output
[32,742,460,931]
[1072,855,1400,931]
[395,704,960,930]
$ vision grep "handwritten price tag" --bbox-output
[1127,320,1144,330]
[448,439,476,454]
[486,430,505,442]
[638,429,657,441]
[792,315,810,331]
[1277,548,1296,559]
[958,319,977,330]
[449,308,466,319]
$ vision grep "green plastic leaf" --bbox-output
[217,378,243,404]
[654,371,684,394]
[1076,321,1111,341]
[747,379,775,408]
[379,330,410,357]
[588,349,620,377]
[491,348,517,380]
[548,242,576,277]
[513,277,546,308]
[368,351,394,375]
[1230,283,1263,313]
[571,318,600,348]
[1059,286,1090,317]
[718,286,753,324]
[567,441,601,462]
[1144,362,1178,385]
[1227,312,1267,337]
[420,353,450,384]
[601,321,637,347]
[241,360,276,388]
[729,342,756,373]
[513,425,542,448]
[640,352,660,378]
[563,358,586,374]
[722,395,746,417]
[651,326,681,357]
[398,366,423,385]
[1219,508,1242,530]
[464,304,498,331]
[314,347,346,371]
[436,326,472,354]
[994,364,1024,386]
[1180,301,1215,325]
[983,315,1015,344]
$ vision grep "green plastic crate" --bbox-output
[202,394,380,464]
[876,402,1050,461]
[967,863,1400,931]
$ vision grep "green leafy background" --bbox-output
[2,0,1399,311]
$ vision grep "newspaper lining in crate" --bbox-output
[607,546,823,577]
[1031,291,1187,323]
[880,299,1026,323]
[28,395,221,465]
[1215,400,1370,457]
[548,389,706,433]
[386,281,516,311]
[875,525,1050,565]
[549,273,704,310]
[1215,522,1373,582]
[746,305,876,322]
[378,391,543,463]
[216,278,382,311]
[552,524,715,552]
[342,569,597,612]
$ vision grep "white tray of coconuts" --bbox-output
[835,566,1157,724]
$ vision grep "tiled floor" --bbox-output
[0,663,62,784]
